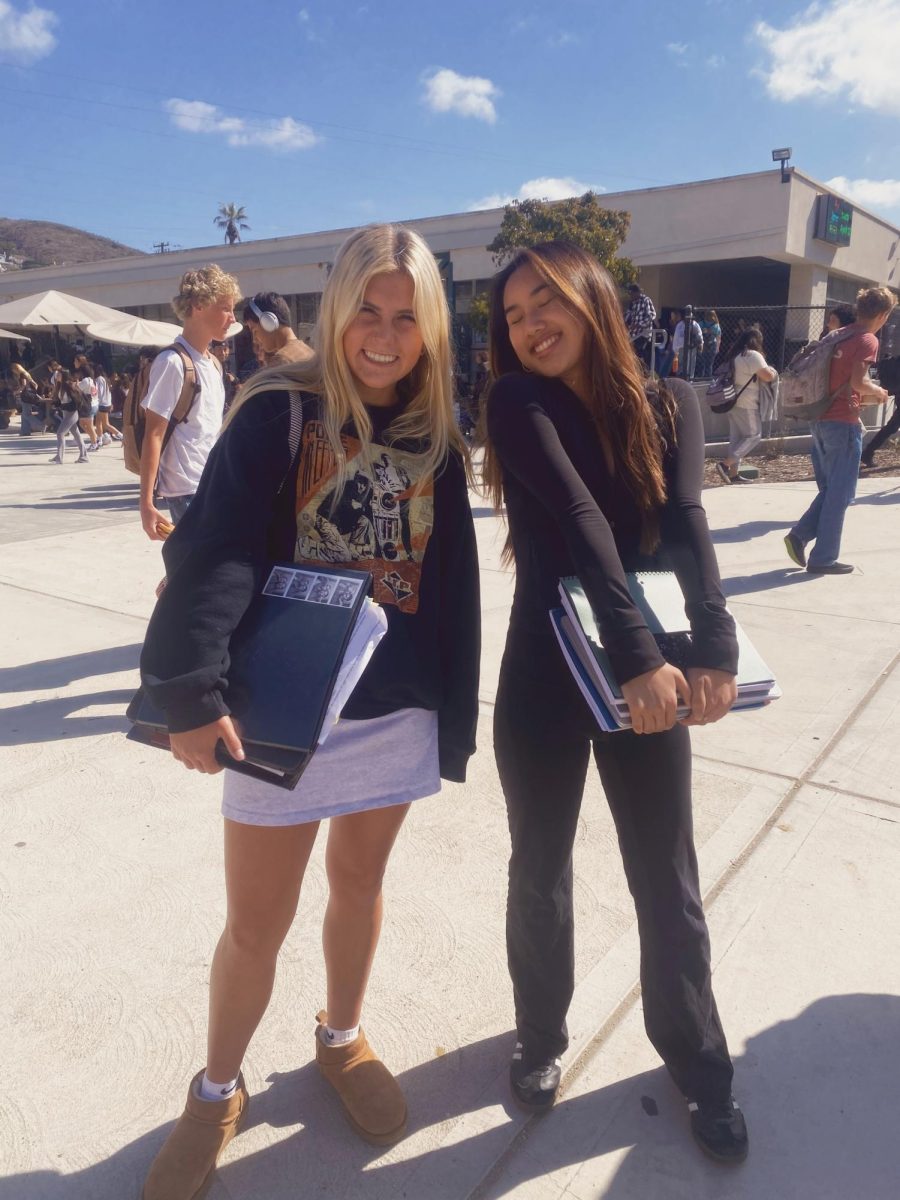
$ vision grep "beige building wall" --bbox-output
[0,171,895,320]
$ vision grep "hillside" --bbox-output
[0,219,143,270]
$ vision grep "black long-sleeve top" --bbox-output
[486,372,738,684]
[139,389,480,782]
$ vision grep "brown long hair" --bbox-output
[481,241,675,554]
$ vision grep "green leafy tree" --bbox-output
[214,203,251,245]
[488,192,636,287]
[467,292,490,337]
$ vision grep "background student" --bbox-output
[138,224,479,1200]
[715,327,778,485]
[139,265,240,534]
[483,240,748,1165]
[49,370,88,464]
[785,286,895,574]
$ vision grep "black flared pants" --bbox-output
[494,629,734,1103]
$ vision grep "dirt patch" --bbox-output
[705,439,900,485]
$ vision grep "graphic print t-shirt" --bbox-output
[293,411,434,614]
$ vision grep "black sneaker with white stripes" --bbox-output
[688,1095,749,1163]
[509,1042,561,1114]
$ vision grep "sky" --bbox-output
[2,0,900,254]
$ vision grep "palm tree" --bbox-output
[214,203,250,245]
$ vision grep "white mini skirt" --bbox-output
[221,707,441,827]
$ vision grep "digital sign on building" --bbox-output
[815,194,853,247]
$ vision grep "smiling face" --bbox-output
[503,262,587,393]
[342,271,424,406]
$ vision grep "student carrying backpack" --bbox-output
[779,326,860,422]
[784,287,896,575]
[122,344,200,475]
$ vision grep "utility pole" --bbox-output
[152,241,172,254]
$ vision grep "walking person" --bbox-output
[483,241,748,1163]
[138,224,480,1200]
[860,354,900,470]
[785,286,896,575]
[76,364,101,450]
[93,363,122,443]
[698,309,722,377]
[715,328,777,484]
[49,370,89,464]
[139,265,240,534]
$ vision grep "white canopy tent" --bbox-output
[0,289,124,332]
[86,314,182,348]
[86,315,244,347]
[0,327,30,341]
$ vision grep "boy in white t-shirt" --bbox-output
[140,265,241,539]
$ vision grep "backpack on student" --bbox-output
[779,327,858,422]
[704,361,757,414]
[122,344,216,475]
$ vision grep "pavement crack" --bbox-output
[0,578,150,623]
[466,642,900,1200]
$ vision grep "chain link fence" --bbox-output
[668,304,900,443]
[656,305,827,381]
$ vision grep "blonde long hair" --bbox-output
[228,223,469,489]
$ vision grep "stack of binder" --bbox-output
[551,571,780,732]
[127,564,387,788]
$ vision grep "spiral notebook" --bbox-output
[552,571,780,732]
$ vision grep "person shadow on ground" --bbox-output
[3,993,897,1200]
[0,644,140,747]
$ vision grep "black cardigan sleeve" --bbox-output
[434,453,480,781]
[487,373,665,686]
[140,390,294,732]
[657,380,738,675]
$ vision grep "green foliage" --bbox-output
[214,203,251,245]
[488,192,636,287]
[466,292,490,337]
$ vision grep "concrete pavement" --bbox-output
[1,427,899,1200]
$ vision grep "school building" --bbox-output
[1,167,898,367]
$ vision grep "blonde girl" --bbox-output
[138,224,480,1200]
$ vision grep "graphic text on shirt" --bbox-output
[294,419,434,612]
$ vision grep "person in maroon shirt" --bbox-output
[785,287,895,575]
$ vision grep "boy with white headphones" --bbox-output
[242,291,314,368]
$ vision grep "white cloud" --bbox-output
[706,53,725,69]
[666,42,689,55]
[826,176,900,214]
[755,0,900,115]
[0,1,57,64]
[165,99,319,152]
[548,30,579,48]
[421,68,500,123]
[469,176,605,211]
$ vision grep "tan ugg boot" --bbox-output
[315,1011,408,1145]
[142,1070,249,1200]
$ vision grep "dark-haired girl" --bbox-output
[715,327,777,485]
[483,242,748,1163]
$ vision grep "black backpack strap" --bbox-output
[277,391,305,495]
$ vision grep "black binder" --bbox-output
[127,564,374,789]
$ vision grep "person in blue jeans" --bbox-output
[785,287,895,575]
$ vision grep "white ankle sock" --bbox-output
[321,1022,360,1047]
[198,1071,239,1102]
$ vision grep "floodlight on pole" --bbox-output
[772,147,792,183]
